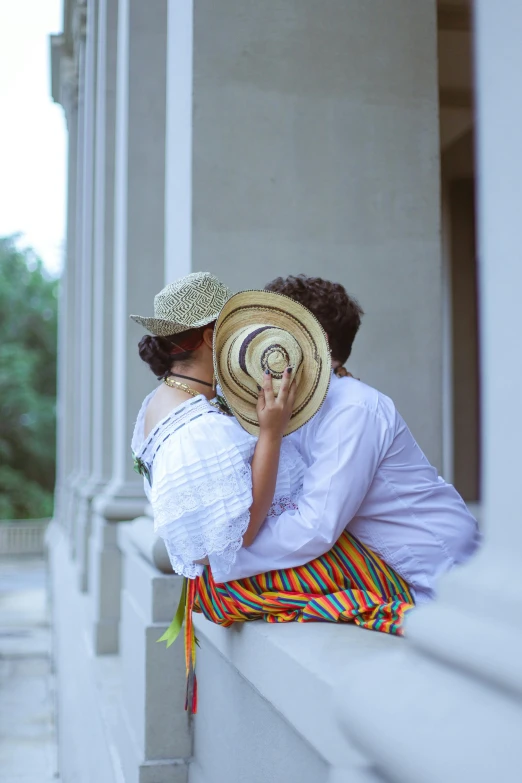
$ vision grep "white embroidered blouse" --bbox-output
[131,391,304,580]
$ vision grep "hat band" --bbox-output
[168,328,206,355]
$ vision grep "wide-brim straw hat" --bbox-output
[214,290,331,436]
[130,272,231,336]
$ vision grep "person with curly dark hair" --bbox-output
[224,274,480,603]
[265,274,364,368]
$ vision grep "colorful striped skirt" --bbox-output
[195,529,414,630]
[160,530,415,713]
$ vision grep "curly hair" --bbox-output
[265,274,364,364]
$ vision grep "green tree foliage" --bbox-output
[0,236,58,519]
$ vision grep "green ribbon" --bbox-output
[157,577,188,648]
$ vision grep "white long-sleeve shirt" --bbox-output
[225,374,480,601]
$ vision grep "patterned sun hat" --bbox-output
[130,272,231,336]
[214,290,331,436]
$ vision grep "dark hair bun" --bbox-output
[138,335,173,378]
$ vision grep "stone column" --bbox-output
[87,0,122,650]
[91,0,168,654]
[65,3,87,552]
[335,2,522,780]
[90,0,119,533]
[52,48,78,528]
[116,521,190,781]
[164,0,192,281]
[165,0,443,467]
[475,0,522,559]
[73,0,100,590]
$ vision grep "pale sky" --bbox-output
[0,0,66,276]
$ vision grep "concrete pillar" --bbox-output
[65,5,87,553]
[91,0,168,653]
[335,3,522,780]
[73,0,100,591]
[90,0,119,527]
[116,522,190,782]
[165,0,443,467]
[75,0,119,600]
[85,0,122,651]
[53,54,78,527]
[475,0,522,556]
[164,0,192,281]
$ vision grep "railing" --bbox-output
[0,520,50,556]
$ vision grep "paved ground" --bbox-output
[0,557,59,782]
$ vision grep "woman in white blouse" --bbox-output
[131,273,415,713]
[131,273,305,579]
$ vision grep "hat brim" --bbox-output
[130,313,220,337]
[214,290,331,436]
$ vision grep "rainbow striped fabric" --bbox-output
[178,530,415,712]
[194,530,414,633]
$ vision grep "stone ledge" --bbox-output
[336,642,522,783]
[193,612,401,772]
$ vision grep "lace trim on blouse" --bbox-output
[156,464,253,578]
[132,392,305,579]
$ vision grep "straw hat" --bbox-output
[130,272,231,336]
[214,290,331,436]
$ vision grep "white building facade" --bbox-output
[48,1,521,781]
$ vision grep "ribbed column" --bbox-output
[53,54,78,529]
[164,0,193,281]
[89,0,119,536]
[86,0,123,647]
[65,4,87,554]
[73,0,99,590]
[91,0,168,653]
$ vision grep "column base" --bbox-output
[62,471,85,555]
[116,522,190,777]
[88,485,147,655]
[89,514,122,655]
[75,477,107,593]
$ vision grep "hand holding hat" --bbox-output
[256,363,297,440]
